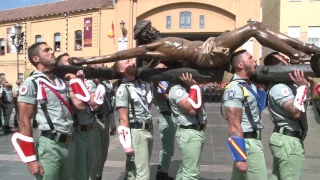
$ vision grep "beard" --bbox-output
[126,64,137,76]
[243,64,256,77]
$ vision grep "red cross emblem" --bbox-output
[120,129,128,142]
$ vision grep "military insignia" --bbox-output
[227,90,235,100]
[116,89,124,97]
[19,86,28,96]
[281,88,290,96]
[176,89,184,98]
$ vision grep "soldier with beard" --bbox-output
[223,50,267,180]
[114,59,153,180]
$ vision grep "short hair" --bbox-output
[56,53,69,65]
[28,42,47,66]
[230,50,247,73]
[263,52,283,65]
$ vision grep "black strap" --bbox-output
[100,83,113,113]
[31,79,55,131]
[243,96,257,131]
[124,85,136,121]
[220,80,257,131]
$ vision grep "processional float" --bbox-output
[53,19,320,101]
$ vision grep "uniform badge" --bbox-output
[176,89,184,98]
[19,86,28,96]
[117,89,124,97]
[227,90,235,100]
[281,88,290,96]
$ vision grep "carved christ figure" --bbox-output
[69,20,320,68]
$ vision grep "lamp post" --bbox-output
[11,24,24,81]
[120,20,127,37]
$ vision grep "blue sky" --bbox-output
[0,0,62,10]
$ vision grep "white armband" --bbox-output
[11,133,37,163]
[117,126,134,153]
[94,84,106,105]
[294,85,308,112]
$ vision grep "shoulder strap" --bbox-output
[124,85,136,122]
[31,78,55,131]
[220,80,257,131]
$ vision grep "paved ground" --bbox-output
[0,103,320,180]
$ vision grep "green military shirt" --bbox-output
[98,80,113,114]
[223,74,262,132]
[151,82,171,113]
[268,83,308,132]
[115,79,152,123]
[168,84,207,126]
[17,70,74,133]
[75,79,96,125]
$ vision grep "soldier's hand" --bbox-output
[64,73,76,81]
[27,161,44,176]
[235,161,248,172]
[124,148,134,155]
[76,70,85,80]
[110,127,116,136]
[180,73,197,87]
[289,69,308,87]
[68,57,86,66]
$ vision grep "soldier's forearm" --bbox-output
[18,103,35,137]
[225,107,243,137]
[119,117,129,127]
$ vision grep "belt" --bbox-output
[41,130,74,144]
[160,111,172,115]
[243,131,261,140]
[274,127,301,139]
[180,124,206,131]
[130,121,152,130]
[78,123,94,132]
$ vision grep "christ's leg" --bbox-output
[215,21,311,62]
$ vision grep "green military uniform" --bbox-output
[13,85,20,124]
[90,80,116,180]
[223,74,267,180]
[1,87,13,127]
[168,84,207,180]
[18,70,75,180]
[268,83,308,180]
[116,79,153,180]
[151,81,176,176]
[72,79,97,180]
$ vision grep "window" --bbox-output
[75,30,82,50]
[0,38,4,55]
[308,27,320,47]
[18,73,23,80]
[287,26,300,40]
[199,15,205,29]
[180,11,191,29]
[0,73,5,79]
[35,35,42,43]
[166,16,171,29]
[54,33,61,52]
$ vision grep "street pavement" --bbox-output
[0,103,319,180]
